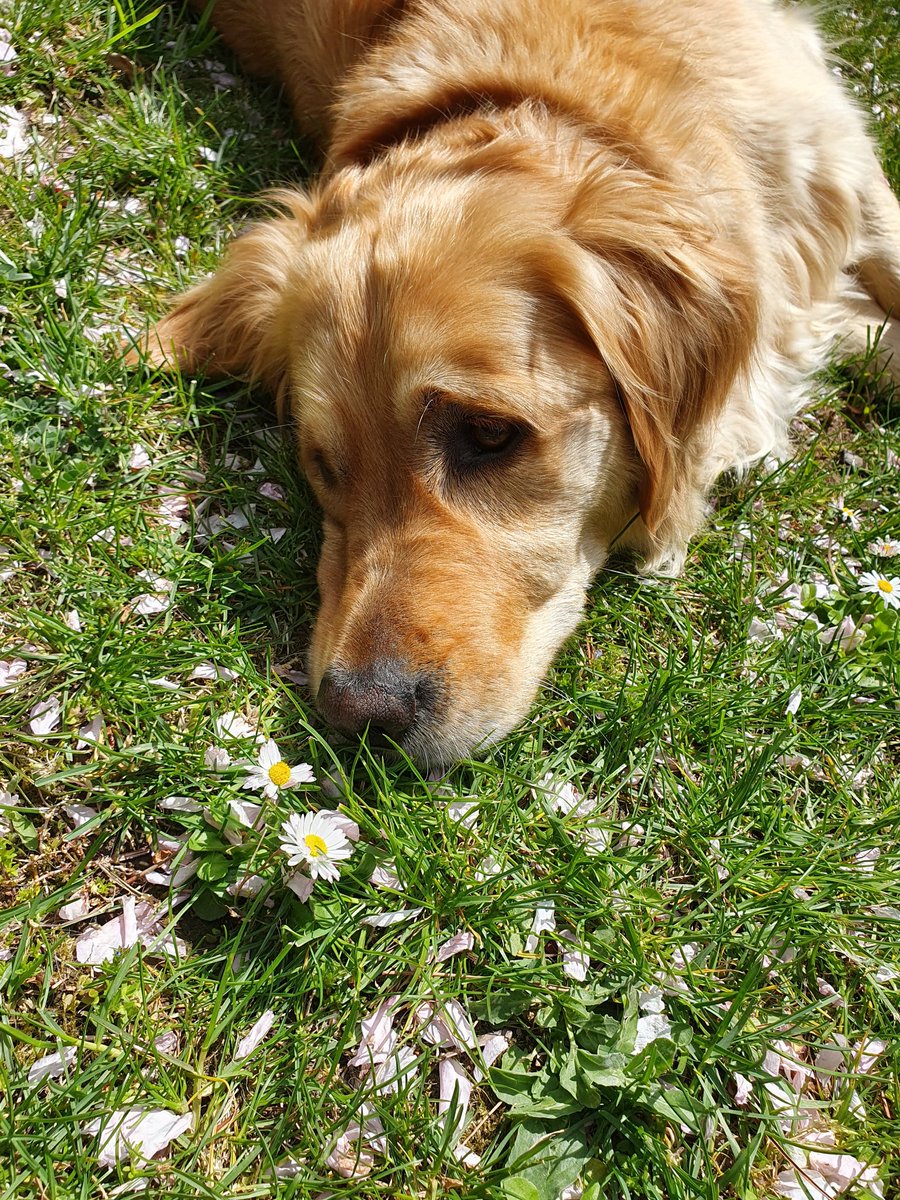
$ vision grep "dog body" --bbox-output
[141,0,900,763]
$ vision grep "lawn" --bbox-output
[1,2,898,1197]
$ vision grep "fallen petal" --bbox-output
[319,808,359,841]
[160,795,201,813]
[478,1032,510,1070]
[84,1107,193,1166]
[285,872,314,902]
[438,1056,472,1141]
[733,1073,753,1106]
[64,803,98,830]
[227,873,268,898]
[434,931,475,962]
[349,996,400,1068]
[370,862,402,890]
[58,896,90,922]
[28,1046,76,1084]
[29,695,61,735]
[234,1009,276,1060]
[76,715,103,749]
[633,1013,672,1055]
[362,907,423,928]
[372,1045,419,1094]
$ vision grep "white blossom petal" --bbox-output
[58,896,90,921]
[524,902,556,953]
[372,1045,419,1094]
[76,715,103,749]
[234,1009,276,1060]
[285,872,314,902]
[64,803,98,830]
[28,1047,76,1084]
[0,658,27,690]
[633,1013,673,1055]
[204,744,231,771]
[319,808,359,841]
[29,695,61,735]
[438,1057,472,1141]
[733,1073,753,1106]
[127,443,152,471]
[214,712,258,741]
[349,996,400,1069]
[434,931,475,962]
[189,662,239,682]
[84,1108,193,1166]
[160,795,201,813]
[362,907,423,928]
[558,930,590,981]
[370,861,402,890]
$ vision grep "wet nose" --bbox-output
[317,659,421,741]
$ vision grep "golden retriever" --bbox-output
[133,0,900,765]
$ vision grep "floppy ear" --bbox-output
[127,192,313,411]
[541,164,758,535]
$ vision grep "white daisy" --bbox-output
[240,739,314,799]
[833,500,860,529]
[858,570,900,609]
[279,811,352,882]
[867,537,900,558]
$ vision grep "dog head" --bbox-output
[137,135,755,764]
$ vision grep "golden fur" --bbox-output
[134,0,900,764]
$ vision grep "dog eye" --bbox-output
[311,450,337,488]
[460,415,520,458]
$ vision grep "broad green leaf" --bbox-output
[6,809,38,851]
[474,987,533,1023]
[501,1179,541,1200]
[643,1081,708,1135]
[508,1119,594,1200]
[188,828,228,852]
[196,854,229,882]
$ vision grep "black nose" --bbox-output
[317,659,423,741]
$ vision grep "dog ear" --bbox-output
[540,163,758,536]
[126,192,313,412]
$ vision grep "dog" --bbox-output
[132,0,900,766]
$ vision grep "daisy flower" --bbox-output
[240,739,314,799]
[867,537,900,558]
[833,500,860,529]
[279,811,352,881]
[858,570,900,609]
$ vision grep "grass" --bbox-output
[1,1,899,1197]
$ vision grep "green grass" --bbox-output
[1,2,899,1197]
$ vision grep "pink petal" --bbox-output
[234,1009,276,1060]
[64,803,98,830]
[438,1057,472,1140]
[478,1032,510,1069]
[433,931,475,962]
[370,862,402,890]
[29,695,61,735]
[320,808,359,841]
[85,1108,193,1166]
[285,873,314,902]
[28,1047,76,1084]
[58,896,90,922]
[362,907,423,928]
[349,996,400,1068]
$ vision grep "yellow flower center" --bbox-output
[304,833,328,857]
[267,760,292,787]
[877,579,894,594]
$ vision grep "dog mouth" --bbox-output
[315,658,447,755]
